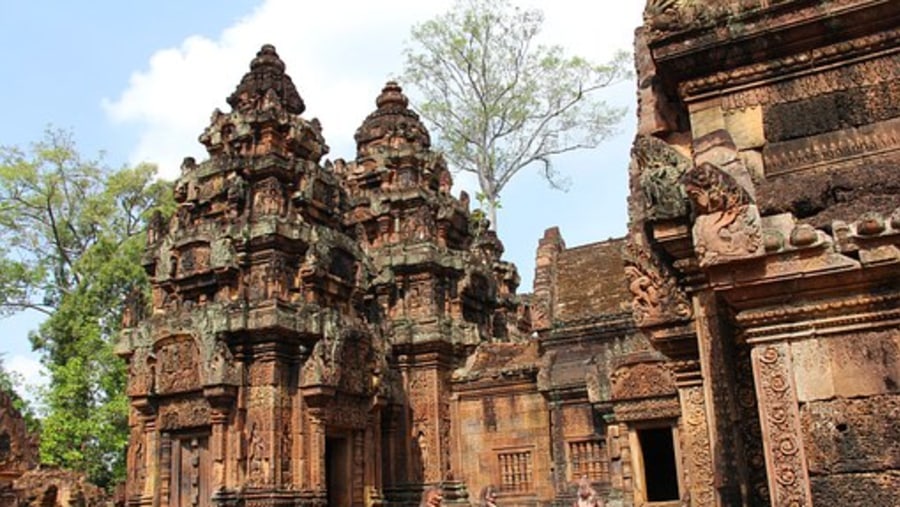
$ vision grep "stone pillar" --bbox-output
[548,400,569,501]
[210,408,228,493]
[353,430,365,507]
[750,343,813,506]
[673,363,716,506]
[158,433,172,507]
[693,291,742,506]
[407,366,442,484]
[309,409,327,493]
[617,423,633,497]
[141,417,158,505]
[365,411,385,506]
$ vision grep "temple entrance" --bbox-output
[168,434,211,507]
[636,427,679,502]
[326,435,351,507]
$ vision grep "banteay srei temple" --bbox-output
[5,0,886,506]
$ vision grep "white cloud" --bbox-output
[6,354,47,406]
[102,0,642,182]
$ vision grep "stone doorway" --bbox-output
[168,433,211,507]
[326,435,351,507]
[636,427,679,502]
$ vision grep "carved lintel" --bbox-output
[610,361,677,401]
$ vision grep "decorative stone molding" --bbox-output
[678,384,716,507]
[751,344,812,507]
[610,361,677,401]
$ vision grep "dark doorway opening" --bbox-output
[637,427,679,502]
[326,436,351,507]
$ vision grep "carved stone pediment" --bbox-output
[154,335,201,395]
[610,361,677,401]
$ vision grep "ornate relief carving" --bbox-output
[623,239,693,328]
[158,398,210,430]
[280,417,292,485]
[764,116,900,177]
[128,427,147,497]
[324,396,370,429]
[301,329,372,393]
[252,177,285,216]
[610,361,677,401]
[735,344,770,505]
[633,135,692,220]
[679,385,716,507]
[177,243,211,277]
[699,31,900,103]
[643,0,741,33]
[204,340,240,387]
[127,346,154,397]
[752,344,812,507]
[737,292,900,343]
[246,421,269,486]
[683,161,753,216]
[408,367,440,483]
[612,396,681,422]
[155,336,200,395]
[683,162,763,266]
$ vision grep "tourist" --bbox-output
[479,485,499,507]
[420,486,443,507]
[574,477,604,507]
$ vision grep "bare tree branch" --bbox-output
[402,0,629,230]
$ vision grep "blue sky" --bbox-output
[0,0,642,398]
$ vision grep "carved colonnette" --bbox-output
[671,362,715,507]
[748,344,812,506]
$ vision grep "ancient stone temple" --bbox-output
[118,45,518,507]
[0,388,38,504]
[119,0,899,505]
[624,0,900,505]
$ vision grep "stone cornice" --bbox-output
[736,289,900,344]
[648,0,900,99]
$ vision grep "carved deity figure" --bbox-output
[573,477,604,507]
[479,485,499,507]
[130,437,146,492]
[247,422,268,484]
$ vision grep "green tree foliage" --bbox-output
[402,0,630,229]
[0,129,173,488]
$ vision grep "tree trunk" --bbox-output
[488,201,498,231]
